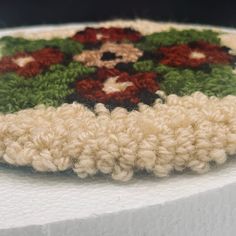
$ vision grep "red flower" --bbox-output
[158,41,233,68]
[71,27,142,44]
[0,48,64,77]
[67,67,161,110]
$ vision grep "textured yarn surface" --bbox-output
[1,20,236,181]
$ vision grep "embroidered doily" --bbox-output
[1,20,236,181]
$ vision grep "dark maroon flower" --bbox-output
[0,48,64,77]
[71,27,142,44]
[67,67,161,110]
[157,41,233,68]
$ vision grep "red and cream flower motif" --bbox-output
[73,42,143,68]
[67,67,161,110]
[157,41,233,68]
[0,48,64,77]
[71,27,142,44]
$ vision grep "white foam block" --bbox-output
[1,157,236,236]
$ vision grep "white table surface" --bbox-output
[1,156,236,236]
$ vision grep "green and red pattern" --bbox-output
[0,26,236,113]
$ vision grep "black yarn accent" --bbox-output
[115,62,135,73]
[101,52,121,61]
[138,90,161,106]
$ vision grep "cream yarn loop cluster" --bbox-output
[1,92,236,181]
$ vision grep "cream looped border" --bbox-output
[1,20,236,181]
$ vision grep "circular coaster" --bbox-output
[1,20,236,181]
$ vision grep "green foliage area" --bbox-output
[0,62,95,113]
[134,60,236,97]
[136,29,220,51]
[0,36,83,56]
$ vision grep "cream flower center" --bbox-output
[102,76,133,94]
[189,51,206,59]
[12,56,35,67]
[96,33,103,40]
